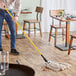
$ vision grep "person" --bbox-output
[0,0,21,55]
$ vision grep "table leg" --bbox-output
[65,22,70,47]
[55,21,70,51]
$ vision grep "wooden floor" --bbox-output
[2,32,76,76]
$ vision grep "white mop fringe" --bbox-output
[45,61,71,71]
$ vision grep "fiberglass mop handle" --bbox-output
[4,7,42,55]
[4,7,48,63]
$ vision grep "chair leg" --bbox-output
[23,22,26,35]
[28,23,30,37]
[54,29,57,46]
[62,28,64,41]
[34,23,36,37]
[4,24,7,37]
[15,23,17,34]
[6,26,9,39]
[39,22,42,37]
[49,26,52,42]
[68,37,73,55]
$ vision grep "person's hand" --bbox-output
[12,16,18,23]
[0,2,6,9]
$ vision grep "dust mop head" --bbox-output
[45,61,71,71]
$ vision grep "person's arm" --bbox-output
[12,0,21,22]
[8,0,21,16]
[0,1,6,9]
[7,0,15,8]
[14,0,21,17]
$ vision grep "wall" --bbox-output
[41,0,76,32]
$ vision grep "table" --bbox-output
[15,11,32,39]
[51,16,76,50]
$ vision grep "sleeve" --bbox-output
[7,0,15,8]
[14,0,21,16]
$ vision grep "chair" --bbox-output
[49,10,66,46]
[68,35,76,55]
[3,21,9,39]
[23,6,43,37]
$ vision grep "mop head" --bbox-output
[45,61,71,71]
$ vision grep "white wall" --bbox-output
[41,0,76,32]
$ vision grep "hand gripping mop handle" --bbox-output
[4,7,48,63]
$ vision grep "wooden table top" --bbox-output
[20,11,32,14]
[51,16,76,22]
[13,11,32,15]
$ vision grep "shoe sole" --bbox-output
[10,52,19,55]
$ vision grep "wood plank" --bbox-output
[1,32,76,76]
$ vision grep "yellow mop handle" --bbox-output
[4,7,42,55]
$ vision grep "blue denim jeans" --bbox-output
[0,9,16,49]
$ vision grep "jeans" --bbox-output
[0,9,16,49]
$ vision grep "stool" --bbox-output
[49,10,66,46]
[23,7,43,37]
[68,35,76,55]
